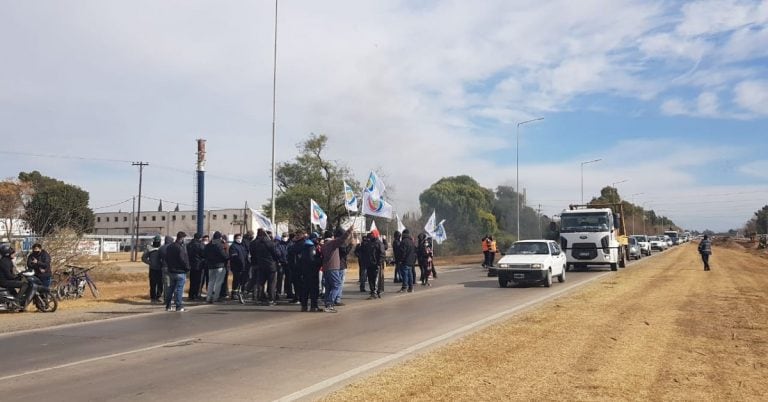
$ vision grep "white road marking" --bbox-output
[274,270,613,402]
[0,338,197,381]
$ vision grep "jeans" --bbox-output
[701,253,710,270]
[324,269,344,307]
[358,262,367,291]
[206,267,226,302]
[165,273,186,310]
[400,265,413,289]
[38,276,52,289]
[335,269,346,303]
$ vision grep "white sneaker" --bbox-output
[176,308,186,312]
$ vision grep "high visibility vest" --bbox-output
[482,240,489,252]
[490,240,497,253]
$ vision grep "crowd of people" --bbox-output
[141,226,437,313]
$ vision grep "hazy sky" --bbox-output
[1,0,767,232]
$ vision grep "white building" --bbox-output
[0,218,32,240]
[92,208,275,237]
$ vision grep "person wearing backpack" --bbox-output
[141,235,163,304]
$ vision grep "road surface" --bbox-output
[0,262,634,401]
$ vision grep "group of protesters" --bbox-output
[142,225,437,313]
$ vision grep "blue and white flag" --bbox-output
[364,171,386,198]
[253,210,274,232]
[343,181,358,212]
[424,211,437,237]
[434,219,447,244]
[361,171,393,219]
[310,199,328,230]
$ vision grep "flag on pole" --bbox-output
[364,171,386,197]
[253,210,274,232]
[396,214,406,233]
[343,181,358,212]
[434,219,447,244]
[424,210,437,236]
[310,199,328,230]
[362,191,393,218]
[369,220,380,237]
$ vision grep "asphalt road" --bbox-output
[0,262,635,401]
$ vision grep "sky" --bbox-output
[0,0,767,232]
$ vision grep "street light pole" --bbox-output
[580,158,602,204]
[611,179,628,201]
[629,192,643,235]
[516,117,544,240]
[270,0,279,228]
[131,161,148,262]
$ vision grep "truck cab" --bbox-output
[559,206,627,272]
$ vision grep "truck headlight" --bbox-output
[531,263,543,269]
[499,264,508,268]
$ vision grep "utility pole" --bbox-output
[130,196,135,253]
[132,162,149,262]
[537,203,542,238]
[270,0,279,227]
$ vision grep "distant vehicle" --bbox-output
[664,230,680,245]
[632,235,652,256]
[559,203,629,272]
[496,240,566,288]
[649,236,667,251]
[628,237,642,260]
[663,235,673,247]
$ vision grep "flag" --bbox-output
[434,219,447,244]
[310,199,327,230]
[362,190,393,218]
[424,211,436,236]
[369,220,380,237]
[364,171,386,197]
[343,181,358,212]
[253,210,274,232]
[396,214,406,233]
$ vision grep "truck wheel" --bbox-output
[565,263,571,272]
[498,277,508,288]
[544,270,552,287]
[558,266,566,283]
[610,263,618,271]
[619,248,627,268]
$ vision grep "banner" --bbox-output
[362,190,393,218]
[424,211,436,237]
[310,199,328,230]
[396,214,406,233]
[434,219,447,244]
[343,181,358,212]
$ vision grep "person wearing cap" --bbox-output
[204,231,229,303]
[164,231,190,312]
[698,235,713,271]
[186,233,205,301]
[141,235,164,303]
[321,226,355,313]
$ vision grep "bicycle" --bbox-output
[52,265,100,300]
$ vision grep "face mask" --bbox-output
[235,239,242,244]
[203,240,209,245]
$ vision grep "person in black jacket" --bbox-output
[186,233,205,300]
[164,231,190,311]
[229,233,249,299]
[392,231,402,283]
[698,235,713,271]
[1,244,34,310]
[250,229,279,305]
[417,233,434,286]
[141,236,163,303]
[204,231,229,303]
[295,231,322,311]
[398,229,417,292]
[360,233,384,299]
[26,243,52,289]
[286,233,301,304]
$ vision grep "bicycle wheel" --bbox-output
[87,279,100,298]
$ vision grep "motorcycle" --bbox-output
[0,270,58,313]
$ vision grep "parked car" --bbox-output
[628,237,643,260]
[649,236,667,251]
[663,235,673,247]
[633,235,652,256]
[496,240,566,288]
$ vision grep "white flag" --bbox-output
[362,190,393,218]
[369,220,377,233]
[253,210,274,232]
[396,214,406,233]
[434,219,447,244]
[424,211,436,236]
[364,171,386,197]
[310,199,328,230]
[343,181,358,212]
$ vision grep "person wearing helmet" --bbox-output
[0,245,33,311]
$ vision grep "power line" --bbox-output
[0,150,132,164]
[92,198,133,210]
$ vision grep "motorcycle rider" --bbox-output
[0,244,34,311]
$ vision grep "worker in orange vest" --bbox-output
[481,236,490,267]
[486,236,497,268]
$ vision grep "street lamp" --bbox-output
[580,159,602,204]
[270,0,279,227]
[516,117,544,240]
[611,179,628,201]
[629,192,644,235]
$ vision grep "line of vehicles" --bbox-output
[494,202,690,288]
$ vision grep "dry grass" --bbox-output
[324,243,768,401]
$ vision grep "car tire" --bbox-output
[558,266,566,283]
[565,263,571,272]
[544,270,552,287]
[610,263,618,271]
[498,276,508,288]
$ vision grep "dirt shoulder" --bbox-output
[325,243,768,401]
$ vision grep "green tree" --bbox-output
[269,134,360,231]
[19,171,95,236]
[419,176,497,254]
[492,185,550,241]
[751,205,768,234]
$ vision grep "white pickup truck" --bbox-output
[496,240,566,288]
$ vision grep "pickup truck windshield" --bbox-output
[507,242,550,255]
[560,212,611,233]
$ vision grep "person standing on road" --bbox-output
[336,233,351,306]
[164,231,190,312]
[481,235,490,268]
[228,233,249,299]
[186,233,205,301]
[417,233,433,286]
[274,234,289,299]
[141,235,163,304]
[200,235,210,296]
[297,231,322,312]
[698,235,713,271]
[392,231,402,284]
[158,235,174,301]
[26,243,52,289]
[251,228,279,305]
[321,226,354,313]
[204,231,229,303]
[285,233,301,304]
[487,236,497,268]
[361,232,384,299]
[355,238,367,293]
[398,229,417,293]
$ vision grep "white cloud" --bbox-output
[739,160,768,179]
[676,0,768,37]
[734,80,768,116]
